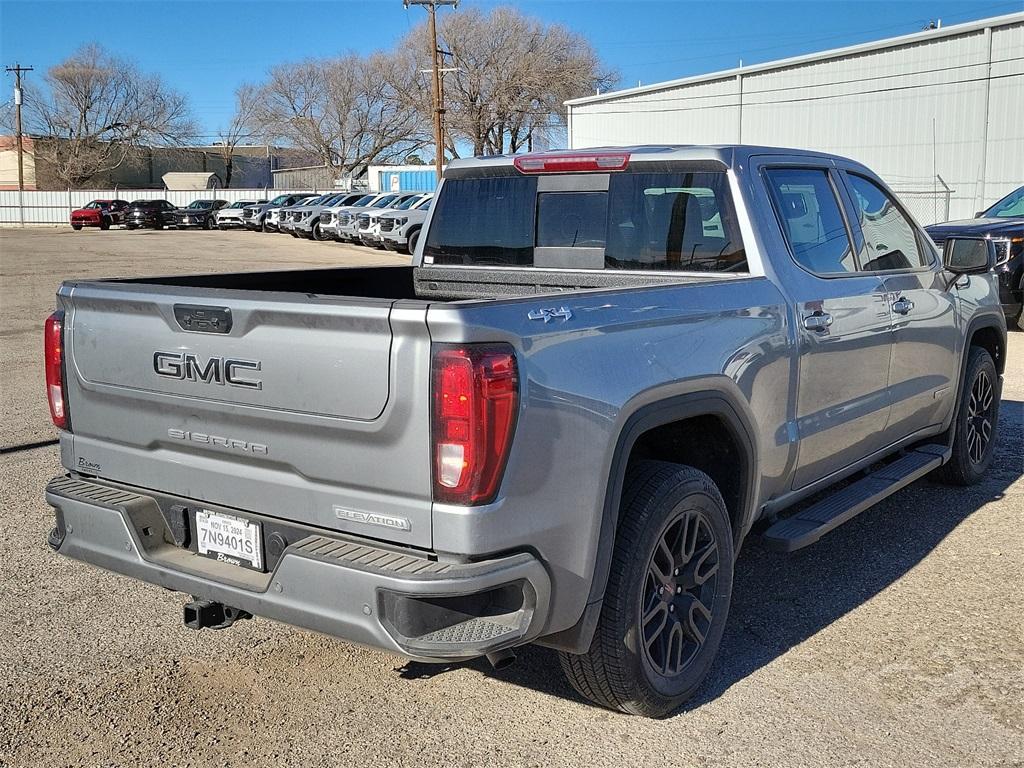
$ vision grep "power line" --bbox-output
[575,54,1024,107]
[565,70,1023,117]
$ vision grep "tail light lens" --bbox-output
[44,310,69,430]
[431,344,519,505]
[513,152,631,174]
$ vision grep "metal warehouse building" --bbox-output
[566,13,1023,223]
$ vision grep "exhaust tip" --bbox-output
[486,649,517,670]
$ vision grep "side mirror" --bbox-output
[943,237,994,275]
[974,210,985,218]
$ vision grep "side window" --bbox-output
[846,174,928,271]
[764,168,856,274]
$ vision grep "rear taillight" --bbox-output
[44,310,68,430]
[431,345,519,505]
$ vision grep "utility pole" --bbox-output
[5,63,33,193]
[404,0,456,180]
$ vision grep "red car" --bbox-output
[70,199,130,230]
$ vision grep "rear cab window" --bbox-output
[422,163,747,273]
[763,168,857,275]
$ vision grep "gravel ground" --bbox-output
[1,228,1022,767]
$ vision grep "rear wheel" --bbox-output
[559,461,734,717]
[99,217,110,231]
[205,217,215,230]
[938,346,1000,485]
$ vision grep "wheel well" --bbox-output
[970,325,1005,375]
[626,415,748,545]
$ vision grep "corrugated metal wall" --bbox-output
[376,169,438,193]
[568,15,1023,222]
[367,165,441,192]
[0,189,306,225]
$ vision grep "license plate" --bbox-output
[195,510,263,570]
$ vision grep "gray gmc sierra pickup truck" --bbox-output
[45,146,1006,717]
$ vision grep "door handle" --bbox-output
[892,297,914,315]
[803,311,833,332]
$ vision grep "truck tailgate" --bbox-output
[60,281,435,548]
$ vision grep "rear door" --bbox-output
[61,281,435,548]
[761,163,894,490]
[837,169,959,438]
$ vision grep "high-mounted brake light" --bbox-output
[431,345,519,505]
[513,152,631,174]
[44,310,69,430]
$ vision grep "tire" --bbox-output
[937,346,1000,486]
[99,218,110,231]
[559,461,734,717]
[72,225,82,231]
[312,222,326,241]
[406,228,421,255]
[205,217,215,230]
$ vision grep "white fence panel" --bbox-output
[0,188,306,225]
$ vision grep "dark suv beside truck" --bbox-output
[927,185,1024,328]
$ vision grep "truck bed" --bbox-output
[108,264,703,302]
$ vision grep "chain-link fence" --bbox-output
[889,177,956,226]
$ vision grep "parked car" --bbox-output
[43,145,1006,718]
[926,185,1024,328]
[215,200,263,230]
[280,195,331,236]
[336,192,406,242]
[70,200,130,231]
[379,194,434,254]
[319,192,382,241]
[242,193,313,232]
[294,193,365,240]
[270,195,320,235]
[124,199,177,229]
[172,199,229,230]
[357,193,427,248]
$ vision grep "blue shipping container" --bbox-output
[378,169,438,193]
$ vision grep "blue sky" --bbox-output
[1,0,1021,140]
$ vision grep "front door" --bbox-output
[838,170,960,439]
[762,165,894,490]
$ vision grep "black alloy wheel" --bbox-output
[640,508,720,678]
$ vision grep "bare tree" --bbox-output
[249,52,429,178]
[401,6,616,158]
[216,84,259,188]
[23,44,195,187]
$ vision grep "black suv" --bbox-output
[172,199,229,230]
[927,185,1024,329]
[124,200,178,230]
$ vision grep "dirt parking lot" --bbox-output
[1,227,1022,767]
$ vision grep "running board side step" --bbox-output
[762,444,949,553]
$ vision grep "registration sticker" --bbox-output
[195,510,263,571]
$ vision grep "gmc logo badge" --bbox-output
[153,352,262,390]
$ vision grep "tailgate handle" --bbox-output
[173,304,233,334]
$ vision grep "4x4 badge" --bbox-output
[528,306,573,323]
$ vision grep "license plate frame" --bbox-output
[195,509,264,571]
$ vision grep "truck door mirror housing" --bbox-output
[943,237,994,275]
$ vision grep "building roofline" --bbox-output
[565,11,1024,107]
